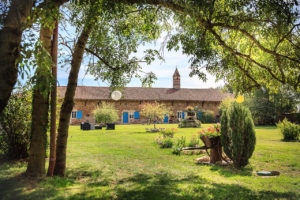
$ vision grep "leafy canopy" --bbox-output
[93,102,119,124]
[140,102,172,128]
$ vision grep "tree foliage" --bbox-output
[140,102,172,128]
[221,101,256,168]
[0,84,32,160]
[245,86,299,125]
[93,102,119,124]
[161,0,300,92]
[62,1,168,89]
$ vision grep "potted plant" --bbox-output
[198,124,221,147]
[198,123,222,163]
[186,106,195,116]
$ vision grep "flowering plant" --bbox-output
[172,136,186,155]
[160,128,176,138]
[186,106,194,111]
[188,134,200,147]
[198,124,221,138]
[154,136,173,148]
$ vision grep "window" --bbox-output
[129,112,134,119]
[71,111,77,119]
[177,111,182,119]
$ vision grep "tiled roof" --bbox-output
[57,86,232,102]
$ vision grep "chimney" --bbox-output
[173,68,180,89]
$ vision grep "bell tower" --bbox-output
[173,68,180,89]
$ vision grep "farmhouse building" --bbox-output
[57,68,231,124]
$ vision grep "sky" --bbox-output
[57,34,224,89]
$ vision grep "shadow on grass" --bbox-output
[0,164,107,200]
[69,172,300,200]
[209,165,253,177]
[1,163,299,200]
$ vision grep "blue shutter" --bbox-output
[77,111,82,119]
[134,111,140,119]
[197,112,202,120]
[182,112,185,119]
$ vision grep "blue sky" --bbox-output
[57,33,224,89]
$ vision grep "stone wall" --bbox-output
[69,99,221,125]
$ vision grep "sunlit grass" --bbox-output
[0,124,299,199]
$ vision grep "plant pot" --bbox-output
[106,123,115,130]
[187,112,195,116]
[200,136,220,148]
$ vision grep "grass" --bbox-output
[0,124,300,200]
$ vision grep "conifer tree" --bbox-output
[221,102,256,168]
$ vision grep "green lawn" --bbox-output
[0,124,300,200]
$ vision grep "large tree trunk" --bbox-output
[47,20,59,177]
[26,26,53,177]
[54,23,93,176]
[0,0,33,115]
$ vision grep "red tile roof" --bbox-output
[57,86,232,102]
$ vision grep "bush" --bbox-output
[155,136,173,148]
[93,102,119,124]
[277,118,300,141]
[160,128,176,138]
[187,135,199,147]
[221,102,256,168]
[201,110,215,123]
[172,136,186,155]
[0,86,32,160]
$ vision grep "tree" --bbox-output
[94,102,119,124]
[221,101,256,168]
[0,0,34,115]
[47,20,59,177]
[26,1,62,178]
[245,86,299,125]
[54,1,167,176]
[140,102,172,129]
[0,84,32,160]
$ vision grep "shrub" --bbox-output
[221,102,256,168]
[93,102,119,124]
[0,86,32,160]
[155,136,173,148]
[201,110,215,123]
[160,128,176,138]
[188,135,199,147]
[277,118,300,141]
[172,136,186,155]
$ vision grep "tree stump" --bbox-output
[200,136,222,164]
